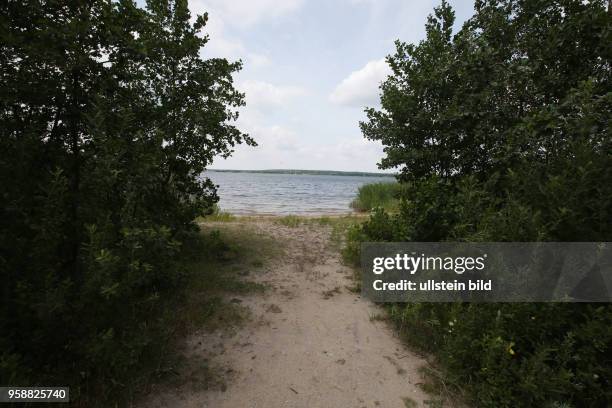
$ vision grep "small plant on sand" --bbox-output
[203,204,235,222]
[277,215,301,227]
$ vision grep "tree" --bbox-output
[0,0,253,400]
[362,0,610,183]
[353,2,611,406]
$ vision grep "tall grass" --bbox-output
[202,204,235,222]
[350,182,402,212]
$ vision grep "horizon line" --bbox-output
[207,168,396,175]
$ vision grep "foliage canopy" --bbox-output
[352,1,611,406]
[0,0,253,403]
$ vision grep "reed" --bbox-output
[350,182,402,212]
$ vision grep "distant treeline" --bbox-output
[345,1,611,407]
[208,169,396,177]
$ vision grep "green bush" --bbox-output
[350,182,403,212]
[349,1,612,406]
[386,303,612,407]
[204,204,236,222]
[0,0,253,405]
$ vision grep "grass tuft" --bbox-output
[276,215,302,227]
[202,204,235,222]
[174,225,278,333]
[350,182,402,212]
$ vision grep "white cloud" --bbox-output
[259,128,298,154]
[212,118,300,169]
[191,0,303,28]
[247,53,271,68]
[212,106,387,172]
[240,80,307,109]
[193,15,270,70]
[215,109,387,172]
[205,0,303,27]
[190,1,281,66]
[212,134,387,172]
[303,137,386,171]
[329,58,391,107]
[195,12,243,58]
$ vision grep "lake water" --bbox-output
[205,171,395,215]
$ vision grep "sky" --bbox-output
[187,0,476,172]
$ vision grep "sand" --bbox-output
[137,219,429,408]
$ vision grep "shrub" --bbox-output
[0,0,253,405]
[350,182,403,212]
[349,0,612,406]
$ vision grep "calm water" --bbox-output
[205,171,395,215]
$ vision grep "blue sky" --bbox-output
[187,0,476,172]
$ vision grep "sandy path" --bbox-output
[139,219,429,408]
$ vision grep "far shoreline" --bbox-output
[200,212,371,223]
[207,168,396,178]
[205,212,370,218]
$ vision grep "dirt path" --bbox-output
[140,219,429,408]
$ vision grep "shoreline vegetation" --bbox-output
[1,1,256,406]
[340,1,612,407]
[350,182,402,212]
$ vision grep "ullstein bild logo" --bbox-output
[361,242,612,303]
